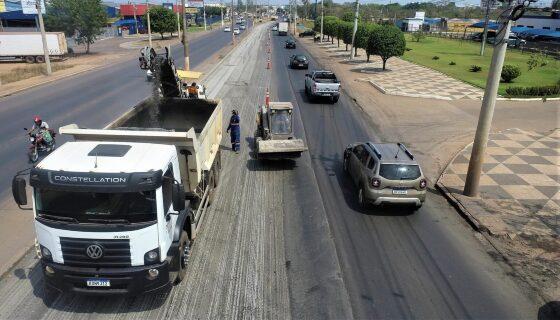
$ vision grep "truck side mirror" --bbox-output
[12,176,27,206]
[172,183,185,212]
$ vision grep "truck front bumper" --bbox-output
[41,259,172,296]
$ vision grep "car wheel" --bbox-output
[331,96,339,103]
[304,85,308,95]
[358,187,367,209]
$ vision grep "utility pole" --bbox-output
[231,0,235,45]
[221,1,224,27]
[181,0,190,70]
[464,19,512,197]
[203,0,207,31]
[133,4,139,35]
[146,0,152,48]
[36,0,51,75]
[480,0,492,56]
[320,0,324,42]
[176,0,181,39]
[349,0,359,59]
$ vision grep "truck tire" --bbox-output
[35,56,45,63]
[358,187,367,210]
[174,230,190,284]
[304,85,308,95]
[25,56,36,63]
[331,96,339,103]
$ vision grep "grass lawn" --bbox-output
[402,35,560,96]
[0,63,73,84]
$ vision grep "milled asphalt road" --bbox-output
[270,34,539,319]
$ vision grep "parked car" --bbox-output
[289,54,309,69]
[234,28,240,35]
[343,142,427,210]
[299,30,315,38]
[304,70,340,103]
[224,26,231,32]
[507,35,527,47]
[285,39,296,49]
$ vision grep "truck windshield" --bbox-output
[379,164,421,180]
[270,110,292,134]
[34,189,157,224]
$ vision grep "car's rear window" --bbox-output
[379,164,421,180]
[314,72,337,83]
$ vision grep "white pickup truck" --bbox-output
[304,70,341,103]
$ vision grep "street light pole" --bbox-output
[176,0,181,39]
[349,0,359,59]
[133,4,139,36]
[181,0,190,70]
[36,0,51,76]
[146,0,152,48]
[464,19,512,197]
[231,0,235,45]
[203,0,207,31]
[320,0,323,42]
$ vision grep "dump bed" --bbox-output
[60,98,222,192]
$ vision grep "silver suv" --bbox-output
[343,142,427,210]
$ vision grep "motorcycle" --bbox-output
[24,128,56,163]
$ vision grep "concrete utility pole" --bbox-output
[464,19,512,197]
[203,0,207,31]
[231,0,235,45]
[221,2,224,27]
[146,0,153,48]
[480,0,492,56]
[133,4,139,35]
[320,0,324,42]
[349,0,359,59]
[36,0,51,75]
[176,0,181,38]
[181,0,190,70]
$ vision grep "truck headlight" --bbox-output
[144,248,159,265]
[40,245,52,261]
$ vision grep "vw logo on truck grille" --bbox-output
[85,244,104,259]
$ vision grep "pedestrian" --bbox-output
[227,110,241,153]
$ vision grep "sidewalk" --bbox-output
[297,35,560,303]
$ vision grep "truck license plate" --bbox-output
[299,64,303,66]
[392,189,408,195]
[86,279,110,287]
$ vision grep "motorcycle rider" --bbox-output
[29,116,53,150]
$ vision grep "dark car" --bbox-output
[299,30,316,38]
[289,54,309,69]
[285,39,296,49]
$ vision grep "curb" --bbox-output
[496,96,560,101]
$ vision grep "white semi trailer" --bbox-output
[0,32,68,63]
[12,96,223,295]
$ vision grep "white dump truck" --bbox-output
[12,61,223,295]
[0,32,68,63]
[278,22,288,36]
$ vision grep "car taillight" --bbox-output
[419,179,427,189]
[371,178,381,189]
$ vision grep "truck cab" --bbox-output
[13,141,192,295]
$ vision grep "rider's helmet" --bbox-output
[33,116,42,126]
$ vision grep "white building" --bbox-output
[401,12,425,32]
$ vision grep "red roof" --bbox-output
[120,4,183,17]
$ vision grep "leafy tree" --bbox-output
[369,25,406,70]
[341,21,354,51]
[411,30,425,42]
[45,0,107,54]
[144,6,177,39]
[364,24,381,62]
[501,65,521,83]
[527,52,548,70]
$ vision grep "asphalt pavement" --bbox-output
[269,34,539,319]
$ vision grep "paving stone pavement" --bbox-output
[318,42,484,100]
[438,128,560,237]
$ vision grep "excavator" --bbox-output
[254,102,307,160]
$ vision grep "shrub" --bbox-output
[449,61,456,65]
[411,31,426,42]
[527,52,548,70]
[501,65,521,83]
[469,65,482,72]
[432,56,440,60]
[505,85,560,97]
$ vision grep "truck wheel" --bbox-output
[35,56,45,63]
[358,187,367,209]
[174,231,190,284]
[25,56,36,63]
[331,96,339,103]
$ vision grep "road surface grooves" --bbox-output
[0,23,351,320]
[270,35,539,319]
